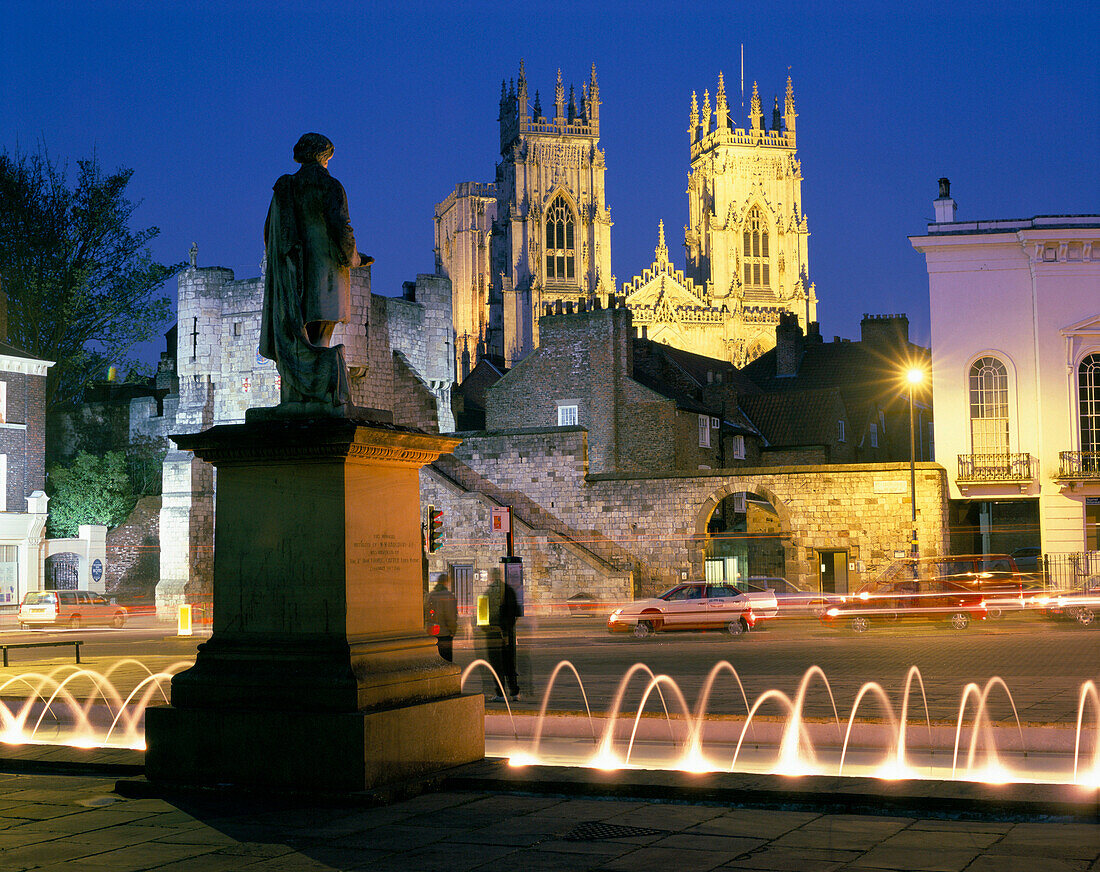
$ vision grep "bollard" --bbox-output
[177,604,193,637]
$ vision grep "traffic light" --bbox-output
[427,505,444,552]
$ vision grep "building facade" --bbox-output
[0,335,51,606]
[436,63,817,377]
[155,249,456,614]
[910,181,1100,558]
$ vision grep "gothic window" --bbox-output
[969,357,1009,455]
[742,207,770,288]
[1080,353,1100,454]
[544,197,576,282]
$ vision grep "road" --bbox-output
[473,613,1100,725]
[1,612,1097,726]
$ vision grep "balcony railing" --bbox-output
[1058,451,1100,480]
[957,453,1035,483]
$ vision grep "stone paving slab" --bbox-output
[0,767,1094,871]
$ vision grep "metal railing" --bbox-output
[957,453,1034,482]
[1058,451,1100,479]
[1036,551,1100,591]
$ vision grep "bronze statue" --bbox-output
[260,133,365,408]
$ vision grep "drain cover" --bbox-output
[564,821,669,842]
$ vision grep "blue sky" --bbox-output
[2,2,1096,363]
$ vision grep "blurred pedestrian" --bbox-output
[499,573,521,700]
[426,572,459,662]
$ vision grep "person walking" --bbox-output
[499,574,521,700]
[426,573,459,662]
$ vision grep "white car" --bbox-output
[607,581,765,638]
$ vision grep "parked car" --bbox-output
[1010,546,1042,574]
[607,581,761,638]
[858,554,1024,618]
[18,590,128,629]
[1039,577,1100,626]
[744,576,841,617]
[820,578,988,632]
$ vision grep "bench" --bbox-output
[1,640,83,667]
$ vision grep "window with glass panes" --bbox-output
[969,357,1009,454]
[742,207,770,288]
[1080,353,1100,453]
[544,197,576,281]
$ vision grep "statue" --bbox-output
[259,133,367,409]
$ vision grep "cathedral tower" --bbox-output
[489,61,613,366]
[684,74,815,343]
[621,72,816,366]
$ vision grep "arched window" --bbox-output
[544,197,575,282]
[742,207,770,288]
[969,357,1009,454]
[1080,353,1100,453]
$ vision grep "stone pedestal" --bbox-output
[144,417,483,792]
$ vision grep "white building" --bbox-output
[910,180,1100,560]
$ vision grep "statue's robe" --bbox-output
[259,163,359,406]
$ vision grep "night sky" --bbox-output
[2,2,1097,365]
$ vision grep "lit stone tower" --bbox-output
[683,74,816,359]
[489,61,613,366]
[434,183,497,381]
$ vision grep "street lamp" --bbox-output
[906,367,925,559]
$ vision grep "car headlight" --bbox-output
[610,609,622,619]
[826,607,840,616]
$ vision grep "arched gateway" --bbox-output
[423,429,949,609]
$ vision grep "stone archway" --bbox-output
[692,482,794,584]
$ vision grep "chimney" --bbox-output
[860,313,910,348]
[775,312,804,377]
[805,321,823,344]
[934,177,957,223]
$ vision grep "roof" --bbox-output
[737,389,846,447]
[0,339,52,364]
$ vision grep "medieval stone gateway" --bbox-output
[422,428,948,611]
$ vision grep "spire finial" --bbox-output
[715,72,728,129]
[772,95,781,131]
[702,89,712,134]
[749,81,762,131]
[533,89,543,120]
[555,68,565,120]
[689,90,699,139]
[655,221,669,264]
[568,83,577,122]
[784,74,797,134]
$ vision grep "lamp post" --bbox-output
[906,368,925,559]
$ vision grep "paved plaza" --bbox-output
[0,765,1096,872]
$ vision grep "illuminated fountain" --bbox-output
[0,660,191,750]
[3,656,1097,788]
[462,660,1100,787]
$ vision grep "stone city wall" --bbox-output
[424,426,949,607]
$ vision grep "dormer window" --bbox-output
[545,196,576,282]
